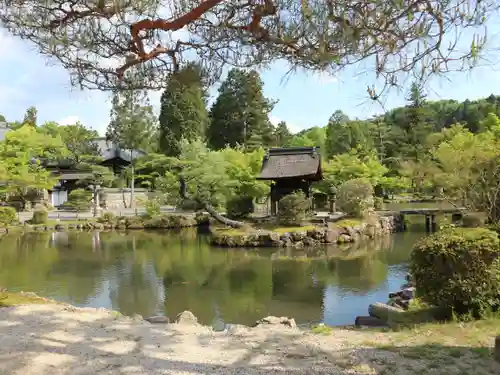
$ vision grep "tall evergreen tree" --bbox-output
[158,63,209,156]
[23,106,38,127]
[107,90,157,207]
[403,82,432,161]
[273,121,292,147]
[207,69,274,150]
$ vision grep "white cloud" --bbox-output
[58,115,80,125]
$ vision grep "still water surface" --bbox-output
[0,229,424,327]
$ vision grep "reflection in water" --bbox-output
[0,230,424,326]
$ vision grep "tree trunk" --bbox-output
[178,175,245,228]
[122,186,128,209]
[129,151,135,209]
[200,200,245,228]
[92,187,98,217]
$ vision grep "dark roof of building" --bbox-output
[95,138,146,163]
[257,147,323,181]
[55,171,94,181]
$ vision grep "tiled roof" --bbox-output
[95,138,146,162]
[257,147,323,181]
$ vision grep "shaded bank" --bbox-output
[209,214,404,248]
[0,213,202,233]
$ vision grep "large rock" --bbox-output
[302,236,317,247]
[54,224,65,231]
[355,316,387,328]
[307,228,326,240]
[93,222,104,230]
[368,302,404,323]
[291,231,307,241]
[253,316,297,329]
[294,241,304,249]
[280,233,293,247]
[325,228,340,243]
[175,311,199,325]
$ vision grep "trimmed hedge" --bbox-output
[97,211,116,224]
[410,228,500,317]
[278,192,311,226]
[31,207,48,224]
[337,178,375,218]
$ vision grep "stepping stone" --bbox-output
[145,316,169,324]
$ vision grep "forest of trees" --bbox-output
[154,69,500,222]
[2,69,500,222]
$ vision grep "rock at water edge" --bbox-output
[145,316,170,324]
[355,316,387,328]
[175,311,199,326]
[368,302,404,323]
[253,316,297,329]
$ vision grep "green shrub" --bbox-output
[145,198,161,217]
[410,228,500,317]
[0,206,17,226]
[278,192,311,226]
[226,196,254,219]
[462,213,486,228]
[337,178,374,218]
[124,216,144,228]
[65,189,92,212]
[31,207,48,224]
[143,213,195,228]
[178,199,203,211]
[374,196,384,210]
[98,211,116,224]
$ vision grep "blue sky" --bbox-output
[1,26,500,135]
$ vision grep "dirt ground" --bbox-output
[0,304,498,375]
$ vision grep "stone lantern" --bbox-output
[328,185,337,214]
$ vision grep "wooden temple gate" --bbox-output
[256,147,323,216]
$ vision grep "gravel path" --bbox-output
[0,304,498,375]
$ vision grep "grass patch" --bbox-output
[211,227,252,236]
[311,323,333,335]
[333,218,363,227]
[270,225,315,234]
[0,291,52,307]
[406,298,431,312]
[365,316,500,349]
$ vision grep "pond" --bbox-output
[0,229,424,327]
